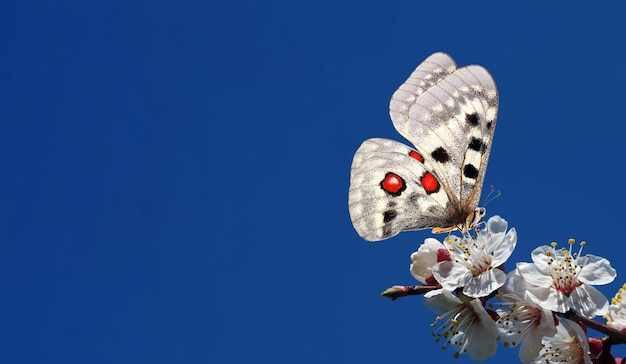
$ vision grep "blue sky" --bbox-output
[2,1,626,363]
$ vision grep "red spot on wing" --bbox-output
[380,172,406,196]
[409,150,424,163]
[420,172,439,194]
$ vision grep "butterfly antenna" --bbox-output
[483,185,501,207]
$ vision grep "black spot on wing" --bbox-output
[383,210,397,223]
[463,164,479,179]
[431,147,450,163]
[468,137,487,153]
[466,113,479,126]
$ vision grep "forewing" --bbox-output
[389,53,498,209]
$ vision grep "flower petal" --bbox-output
[518,329,543,364]
[516,262,553,287]
[410,238,445,284]
[530,246,555,272]
[490,228,517,266]
[570,284,609,318]
[423,288,461,314]
[577,255,616,285]
[432,260,471,291]
[525,288,569,313]
[464,300,498,361]
[463,269,506,297]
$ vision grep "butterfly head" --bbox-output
[464,207,486,233]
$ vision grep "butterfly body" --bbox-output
[348,53,498,242]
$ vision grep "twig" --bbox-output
[380,285,441,300]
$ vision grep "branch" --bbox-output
[380,285,441,300]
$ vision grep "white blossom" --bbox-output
[424,289,498,361]
[432,215,516,298]
[514,240,615,318]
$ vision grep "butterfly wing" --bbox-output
[389,52,498,218]
[349,138,461,242]
[348,53,498,242]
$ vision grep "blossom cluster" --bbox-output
[406,216,620,363]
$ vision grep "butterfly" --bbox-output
[348,52,498,242]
